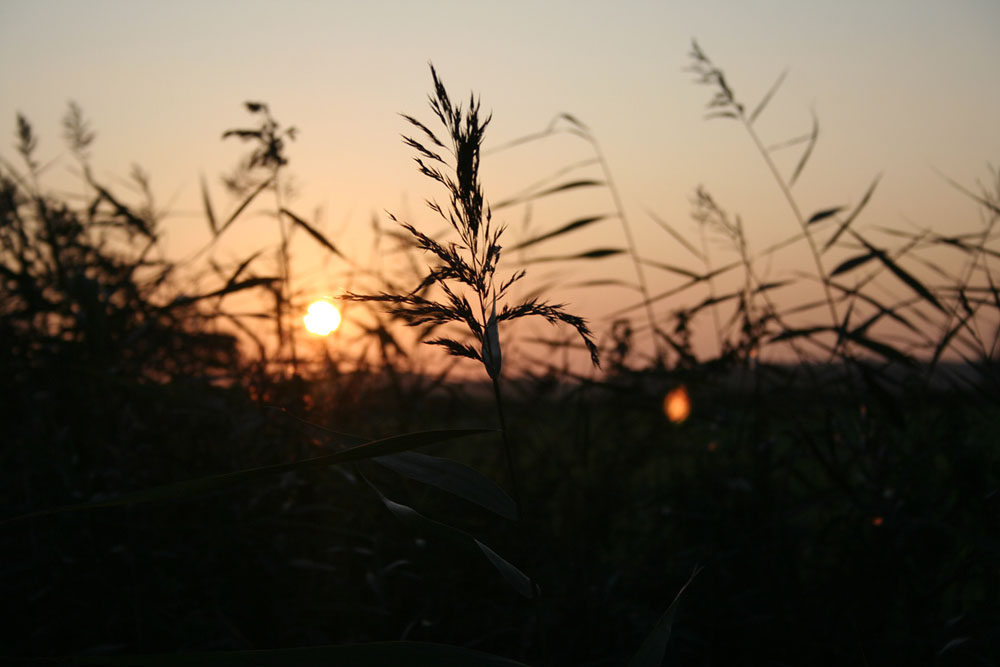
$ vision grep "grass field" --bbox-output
[2,45,998,666]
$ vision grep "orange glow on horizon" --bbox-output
[664,385,691,423]
[304,300,341,336]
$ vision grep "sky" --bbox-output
[2,0,998,366]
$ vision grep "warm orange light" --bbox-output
[871,516,884,527]
[664,385,691,423]
[304,300,341,336]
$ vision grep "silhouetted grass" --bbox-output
[1,45,997,667]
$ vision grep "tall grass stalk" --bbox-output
[346,65,599,516]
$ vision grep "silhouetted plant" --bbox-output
[346,64,600,513]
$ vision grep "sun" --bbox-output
[304,300,341,336]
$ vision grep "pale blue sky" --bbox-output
[2,0,998,360]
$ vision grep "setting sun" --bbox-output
[304,300,341,336]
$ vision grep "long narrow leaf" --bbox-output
[374,451,517,521]
[200,174,217,235]
[494,179,604,208]
[281,207,346,259]
[823,175,881,252]
[168,277,278,307]
[521,248,624,264]
[70,641,531,666]
[789,111,818,186]
[627,568,700,667]
[750,69,787,124]
[368,482,534,599]
[509,215,608,251]
[2,429,493,525]
[217,176,274,236]
[851,231,945,311]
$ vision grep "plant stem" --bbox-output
[741,117,840,336]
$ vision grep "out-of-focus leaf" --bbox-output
[789,111,818,186]
[200,174,217,235]
[823,175,881,252]
[369,483,534,599]
[647,209,705,261]
[281,207,346,259]
[217,176,274,236]
[168,277,278,307]
[852,232,945,312]
[750,69,787,124]
[807,206,844,225]
[627,568,700,667]
[1,429,493,525]
[73,641,531,666]
[521,248,624,264]
[831,251,877,277]
[494,179,604,208]
[375,451,517,521]
[509,215,607,251]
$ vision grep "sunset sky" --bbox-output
[2,0,998,363]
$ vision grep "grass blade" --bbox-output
[168,276,278,307]
[374,451,517,521]
[217,176,274,236]
[200,174,217,235]
[368,480,534,599]
[627,568,700,667]
[807,206,844,225]
[788,110,818,186]
[749,69,787,124]
[281,207,346,259]
[68,641,531,666]
[509,215,608,251]
[851,231,945,312]
[647,209,705,261]
[830,251,877,277]
[823,175,881,252]
[2,429,494,525]
[521,248,624,264]
[494,179,604,209]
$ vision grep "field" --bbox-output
[2,45,999,666]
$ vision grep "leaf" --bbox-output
[2,429,493,525]
[224,250,264,289]
[168,277,278,307]
[494,179,604,208]
[200,174,217,235]
[374,451,517,521]
[521,248,624,264]
[823,175,881,252]
[509,215,608,251]
[830,251,877,277]
[646,209,705,261]
[807,206,844,225]
[851,232,945,312]
[627,568,700,667]
[369,483,534,599]
[845,330,915,365]
[71,641,531,666]
[789,110,818,186]
[281,207,345,259]
[217,176,274,236]
[749,69,787,124]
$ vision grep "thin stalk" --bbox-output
[740,117,840,335]
[588,136,667,363]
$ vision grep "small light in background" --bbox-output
[871,516,884,527]
[664,385,691,423]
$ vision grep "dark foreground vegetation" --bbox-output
[2,44,998,666]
